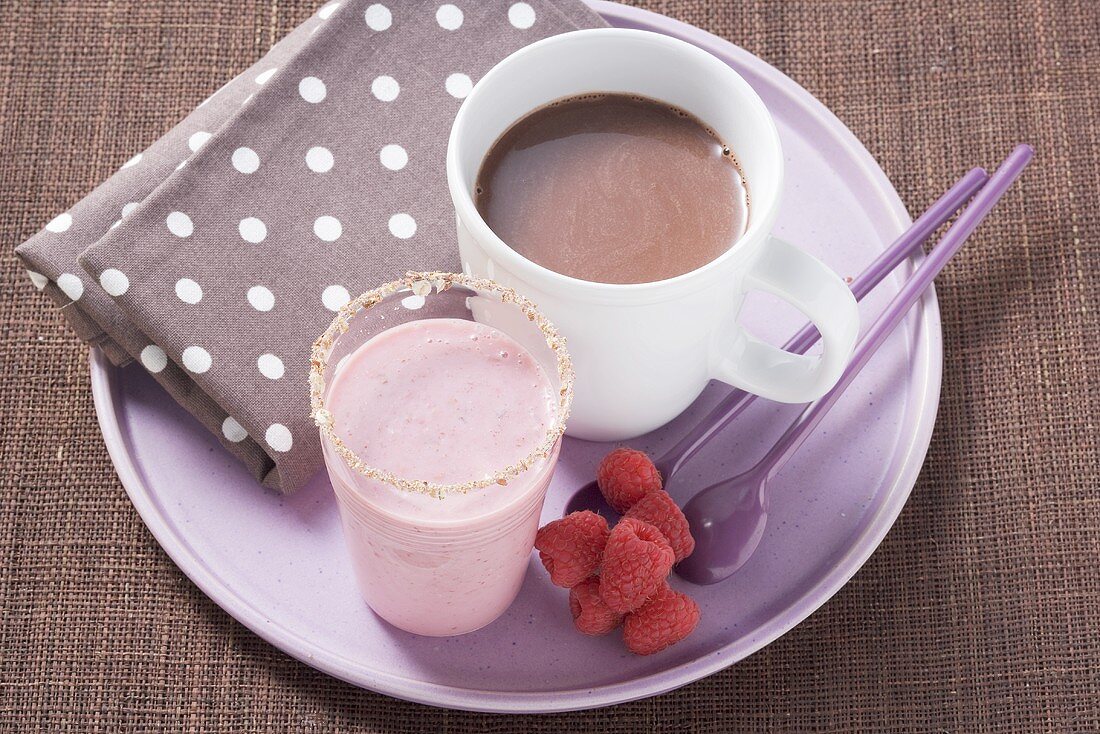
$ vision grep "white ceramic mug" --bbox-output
[447,29,860,441]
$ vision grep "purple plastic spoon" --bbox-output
[564,166,990,517]
[677,144,1033,585]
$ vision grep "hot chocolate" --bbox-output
[475,93,750,284]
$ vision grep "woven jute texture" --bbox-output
[2,1,1097,731]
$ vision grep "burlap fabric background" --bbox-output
[2,1,1097,731]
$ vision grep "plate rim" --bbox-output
[90,0,943,713]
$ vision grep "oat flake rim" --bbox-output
[309,271,574,498]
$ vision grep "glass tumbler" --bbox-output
[310,272,573,637]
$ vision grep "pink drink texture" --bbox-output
[323,318,559,636]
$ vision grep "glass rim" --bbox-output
[309,271,574,498]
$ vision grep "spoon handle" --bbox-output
[757,144,1033,483]
[657,167,991,479]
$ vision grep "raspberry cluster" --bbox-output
[534,448,700,655]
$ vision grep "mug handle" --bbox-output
[711,236,860,403]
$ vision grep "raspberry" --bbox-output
[596,447,663,514]
[568,577,623,636]
[598,517,675,614]
[625,490,695,562]
[623,583,701,655]
[535,511,609,588]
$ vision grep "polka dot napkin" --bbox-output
[16,0,606,492]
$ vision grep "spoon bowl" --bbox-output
[676,469,769,584]
[563,479,617,517]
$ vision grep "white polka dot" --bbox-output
[166,211,193,238]
[45,213,72,233]
[57,273,83,301]
[109,220,121,230]
[188,131,211,152]
[257,353,285,380]
[317,1,341,18]
[445,73,473,99]
[305,146,334,173]
[401,294,425,310]
[182,346,212,374]
[364,3,392,30]
[313,216,342,242]
[508,2,535,28]
[265,424,293,453]
[232,147,260,174]
[371,75,400,102]
[388,213,417,239]
[255,68,278,85]
[299,76,327,103]
[222,416,248,443]
[121,202,139,218]
[121,153,143,169]
[140,345,167,373]
[247,285,275,312]
[238,217,268,244]
[379,144,408,171]
[26,270,48,290]
[175,278,203,304]
[99,268,129,297]
[436,4,463,29]
[322,285,350,311]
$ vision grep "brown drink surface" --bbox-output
[475,94,749,284]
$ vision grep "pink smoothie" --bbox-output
[322,317,560,636]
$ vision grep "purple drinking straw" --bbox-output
[654,167,991,480]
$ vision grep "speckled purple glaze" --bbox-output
[89,1,942,713]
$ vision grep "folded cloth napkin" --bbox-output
[17,0,606,491]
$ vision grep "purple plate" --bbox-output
[90,2,941,713]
